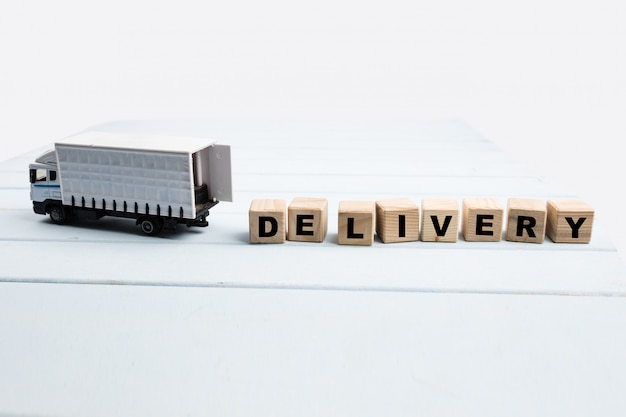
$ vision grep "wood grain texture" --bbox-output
[505,198,547,243]
[249,199,286,243]
[546,199,594,243]
[462,198,504,242]
[338,201,375,245]
[287,197,328,242]
[421,198,459,242]
[375,198,419,243]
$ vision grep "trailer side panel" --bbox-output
[56,145,196,219]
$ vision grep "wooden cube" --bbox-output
[338,201,375,245]
[505,198,547,243]
[375,198,419,243]
[421,198,459,242]
[249,199,286,244]
[546,199,594,243]
[462,198,504,242]
[288,197,328,242]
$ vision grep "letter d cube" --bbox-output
[249,199,286,243]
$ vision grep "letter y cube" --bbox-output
[546,199,594,243]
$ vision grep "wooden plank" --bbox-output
[1,282,626,417]
[1,237,624,296]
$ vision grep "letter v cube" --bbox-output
[421,198,459,242]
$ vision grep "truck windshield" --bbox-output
[29,168,48,183]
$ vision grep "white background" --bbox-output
[1,0,625,256]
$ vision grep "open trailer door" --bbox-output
[207,144,233,202]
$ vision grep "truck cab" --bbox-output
[29,149,65,222]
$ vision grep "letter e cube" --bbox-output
[288,197,328,242]
[462,198,504,242]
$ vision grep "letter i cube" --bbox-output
[375,198,419,243]
[546,199,594,243]
[249,199,286,243]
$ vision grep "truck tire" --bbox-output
[48,204,67,224]
[139,217,163,236]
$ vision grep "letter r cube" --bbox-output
[505,198,546,243]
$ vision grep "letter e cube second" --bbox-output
[462,198,504,242]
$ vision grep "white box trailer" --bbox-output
[29,131,232,235]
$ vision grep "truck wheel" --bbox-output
[48,204,67,224]
[139,217,163,236]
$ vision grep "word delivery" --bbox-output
[248,197,594,245]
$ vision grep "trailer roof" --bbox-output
[55,131,217,154]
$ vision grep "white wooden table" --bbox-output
[1,121,625,417]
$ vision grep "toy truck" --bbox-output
[29,131,232,235]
